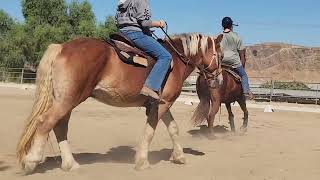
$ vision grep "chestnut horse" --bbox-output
[16,33,224,174]
[192,52,249,138]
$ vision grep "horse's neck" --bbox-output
[163,39,197,81]
[181,63,196,82]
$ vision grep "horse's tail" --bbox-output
[191,75,211,126]
[16,44,62,166]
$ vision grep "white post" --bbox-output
[270,79,274,102]
[1,70,4,82]
[21,68,24,84]
[316,84,319,105]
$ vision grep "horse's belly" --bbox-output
[91,84,145,107]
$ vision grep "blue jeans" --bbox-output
[121,31,172,91]
[235,66,250,94]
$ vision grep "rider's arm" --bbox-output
[239,49,247,68]
[135,1,165,28]
[237,37,246,67]
[150,20,165,28]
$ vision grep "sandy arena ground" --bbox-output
[0,86,319,180]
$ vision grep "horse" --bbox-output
[16,33,224,174]
[191,52,249,138]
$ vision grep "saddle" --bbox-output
[221,64,241,83]
[106,32,173,68]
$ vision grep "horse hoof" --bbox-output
[135,159,151,171]
[226,131,236,136]
[199,125,208,131]
[61,160,80,172]
[207,134,216,140]
[240,126,248,133]
[22,154,42,175]
[204,130,216,140]
[170,155,187,164]
[170,150,187,164]
[23,161,38,175]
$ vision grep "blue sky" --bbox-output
[1,0,320,47]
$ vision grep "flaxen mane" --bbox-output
[171,33,211,56]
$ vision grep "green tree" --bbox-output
[1,0,118,69]
[0,23,27,68]
[0,10,26,68]
[95,16,118,39]
[21,0,70,65]
[68,0,95,38]
[22,0,67,27]
[0,10,14,36]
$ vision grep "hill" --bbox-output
[246,43,320,83]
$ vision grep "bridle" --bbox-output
[155,24,222,85]
[159,26,192,66]
[198,38,223,88]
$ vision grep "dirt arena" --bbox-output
[0,86,319,180]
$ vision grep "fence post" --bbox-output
[270,79,274,102]
[20,68,24,84]
[1,70,4,82]
[316,84,319,105]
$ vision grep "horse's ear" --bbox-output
[215,34,224,45]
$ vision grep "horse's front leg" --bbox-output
[205,101,220,140]
[226,103,236,132]
[162,110,186,164]
[135,103,160,170]
[238,97,249,133]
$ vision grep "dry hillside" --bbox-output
[245,43,320,83]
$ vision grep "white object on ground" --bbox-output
[264,105,275,113]
[184,99,194,106]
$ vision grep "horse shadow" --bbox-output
[188,125,232,138]
[35,146,204,173]
[0,161,11,171]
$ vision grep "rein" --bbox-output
[160,27,192,66]
[198,42,223,88]
[157,24,222,85]
[198,64,223,89]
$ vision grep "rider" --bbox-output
[220,17,254,100]
[116,0,172,100]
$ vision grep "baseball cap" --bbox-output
[222,17,239,28]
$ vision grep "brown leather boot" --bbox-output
[140,86,160,100]
[244,91,254,100]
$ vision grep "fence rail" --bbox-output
[0,67,36,84]
[1,68,319,105]
[183,75,320,105]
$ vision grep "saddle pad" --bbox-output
[106,39,174,68]
[223,68,241,83]
[119,51,149,67]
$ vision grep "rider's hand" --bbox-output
[159,20,166,28]
[154,20,165,28]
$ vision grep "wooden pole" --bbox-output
[20,68,24,84]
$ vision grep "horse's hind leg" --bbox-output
[225,103,236,132]
[53,112,80,171]
[24,103,74,173]
[135,103,178,170]
[238,96,249,133]
[135,104,160,170]
[162,110,185,164]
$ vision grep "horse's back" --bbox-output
[61,38,110,58]
[220,71,242,103]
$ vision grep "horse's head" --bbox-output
[167,33,223,75]
[197,34,224,88]
[196,34,224,74]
